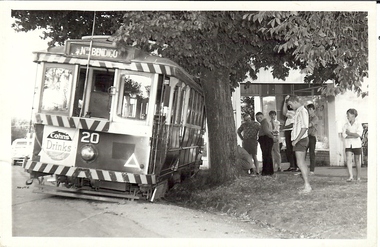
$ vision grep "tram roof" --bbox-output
[33,37,201,91]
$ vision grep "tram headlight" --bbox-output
[80,145,97,161]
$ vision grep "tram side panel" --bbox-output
[151,80,206,184]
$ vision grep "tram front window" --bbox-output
[117,74,152,120]
[40,66,73,115]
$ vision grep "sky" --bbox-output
[6,28,50,120]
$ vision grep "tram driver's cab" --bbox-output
[37,60,180,135]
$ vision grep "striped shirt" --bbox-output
[291,106,309,141]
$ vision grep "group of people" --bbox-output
[237,94,314,192]
[237,94,366,192]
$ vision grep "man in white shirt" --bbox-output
[287,95,311,193]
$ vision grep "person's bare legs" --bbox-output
[272,142,281,171]
[346,151,354,181]
[355,154,362,180]
[253,154,259,174]
[295,151,312,192]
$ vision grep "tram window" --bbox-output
[73,70,86,117]
[40,66,73,115]
[194,92,200,125]
[170,86,180,124]
[117,74,152,120]
[187,89,194,124]
[180,87,188,124]
[176,87,184,124]
[190,89,197,125]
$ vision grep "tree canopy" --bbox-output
[113,11,304,89]
[11,11,125,46]
[12,10,369,95]
[244,11,368,96]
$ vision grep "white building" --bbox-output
[232,68,370,167]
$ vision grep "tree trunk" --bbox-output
[200,69,238,185]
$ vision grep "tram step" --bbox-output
[33,184,140,203]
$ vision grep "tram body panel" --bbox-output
[75,130,150,175]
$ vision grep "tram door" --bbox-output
[150,75,170,175]
[88,69,115,119]
[73,68,115,119]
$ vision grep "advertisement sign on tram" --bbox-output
[39,126,78,165]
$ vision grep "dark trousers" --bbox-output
[306,135,316,172]
[284,130,298,168]
[258,135,274,175]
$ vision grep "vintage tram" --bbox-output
[23,36,206,201]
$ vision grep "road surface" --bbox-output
[1,164,280,247]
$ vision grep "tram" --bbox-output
[23,36,206,201]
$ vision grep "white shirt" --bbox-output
[342,120,363,148]
[291,106,309,141]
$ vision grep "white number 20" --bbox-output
[81,132,100,144]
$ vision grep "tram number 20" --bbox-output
[81,132,100,144]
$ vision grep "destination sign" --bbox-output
[68,43,127,61]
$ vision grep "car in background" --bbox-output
[11,138,33,166]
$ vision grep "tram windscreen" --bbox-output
[118,74,152,120]
[40,66,73,114]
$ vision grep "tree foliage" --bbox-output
[243,11,368,95]
[11,10,369,94]
[11,11,125,46]
[11,118,32,143]
[113,11,299,88]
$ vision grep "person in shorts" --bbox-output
[342,108,363,181]
[287,95,311,193]
[237,113,261,175]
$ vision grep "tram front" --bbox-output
[24,36,194,200]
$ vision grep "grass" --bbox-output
[165,172,367,239]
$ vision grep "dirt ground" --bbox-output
[165,170,369,239]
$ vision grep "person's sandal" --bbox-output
[284,167,296,172]
[346,178,353,182]
[299,187,312,194]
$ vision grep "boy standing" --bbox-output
[269,110,282,172]
[287,95,312,193]
[237,114,261,175]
